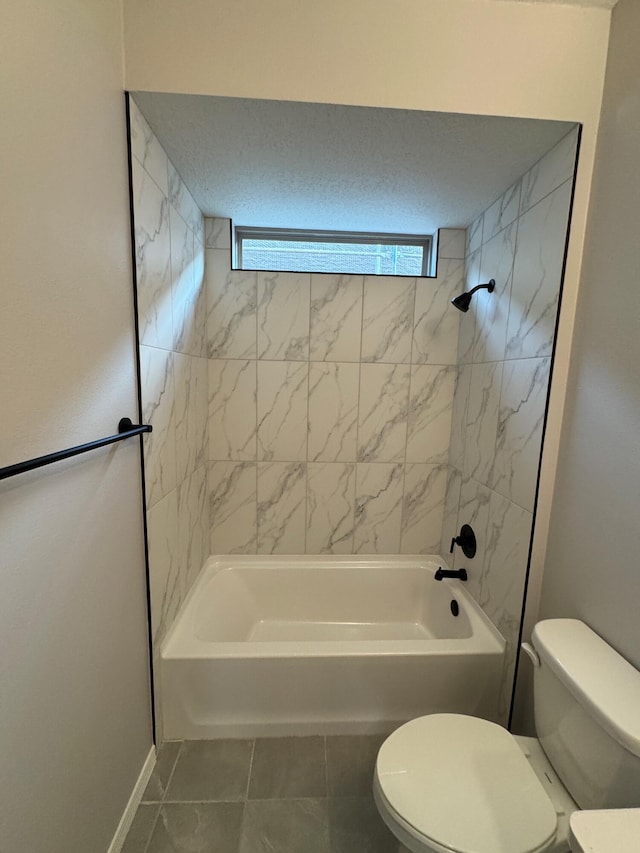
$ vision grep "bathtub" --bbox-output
[161,555,505,739]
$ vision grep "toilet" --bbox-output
[374,619,640,853]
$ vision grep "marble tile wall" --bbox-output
[441,127,578,723]
[206,223,465,556]
[129,97,208,724]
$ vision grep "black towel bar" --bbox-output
[0,418,152,481]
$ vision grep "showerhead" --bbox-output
[451,279,495,312]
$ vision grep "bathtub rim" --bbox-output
[161,554,505,661]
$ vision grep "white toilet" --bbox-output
[374,619,640,853]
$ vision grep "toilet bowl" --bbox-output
[373,620,640,853]
[374,714,577,853]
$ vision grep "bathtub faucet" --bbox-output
[434,567,468,581]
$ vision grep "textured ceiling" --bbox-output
[134,93,576,235]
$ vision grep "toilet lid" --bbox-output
[376,714,558,853]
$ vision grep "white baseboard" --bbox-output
[107,745,156,853]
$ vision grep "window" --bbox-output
[235,227,432,276]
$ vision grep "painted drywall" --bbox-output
[514,0,640,731]
[129,92,573,235]
[122,0,608,121]
[0,2,152,851]
[122,0,612,686]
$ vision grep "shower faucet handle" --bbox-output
[449,524,477,559]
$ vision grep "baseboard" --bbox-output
[107,745,156,853]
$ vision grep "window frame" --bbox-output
[234,226,433,277]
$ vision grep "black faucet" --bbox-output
[434,567,468,581]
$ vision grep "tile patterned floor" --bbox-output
[122,735,404,853]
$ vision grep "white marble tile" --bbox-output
[257,462,307,553]
[194,211,205,248]
[354,463,404,554]
[191,236,207,358]
[464,361,502,485]
[437,228,466,260]
[208,359,257,461]
[406,365,455,464]
[440,466,462,560]
[306,463,356,554]
[353,463,404,554]
[401,464,448,554]
[491,357,550,511]
[132,158,173,351]
[473,221,517,364]
[174,353,208,483]
[209,461,257,554]
[308,362,359,462]
[520,127,578,216]
[452,477,493,604]
[147,488,180,646]
[177,464,208,594]
[448,365,472,471]
[257,271,310,360]
[167,159,202,238]
[357,364,410,463]
[206,248,257,359]
[257,361,308,461]
[140,344,177,508]
[497,643,518,725]
[412,259,463,365]
[480,490,532,631]
[129,97,168,195]
[309,274,363,362]
[479,490,533,722]
[456,249,483,365]
[361,276,414,363]
[482,180,521,243]
[169,205,201,357]
[466,214,483,257]
[205,216,231,250]
[506,180,572,360]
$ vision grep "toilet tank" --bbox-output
[532,619,640,810]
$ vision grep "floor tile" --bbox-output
[240,799,330,853]
[326,735,386,797]
[328,797,398,853]
[121,803,160,853]
[248,736,326,799]
[146,802,244,853]
[165,739,254,802]
[142,742,182,802]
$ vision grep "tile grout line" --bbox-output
[350,278,366,554]
[138,740,185,853]
[160,795,334,804]
[161,741,184,803]
[245,737,257,801]
[140,805,161,853]
[323,735,329,800]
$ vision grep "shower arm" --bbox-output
[468,279,495,297]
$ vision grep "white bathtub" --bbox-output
[161,555,505,739]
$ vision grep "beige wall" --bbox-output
[514,0,640,729]
[123,0,607,120]
[122,0,613,696]
[1,1,152,851]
